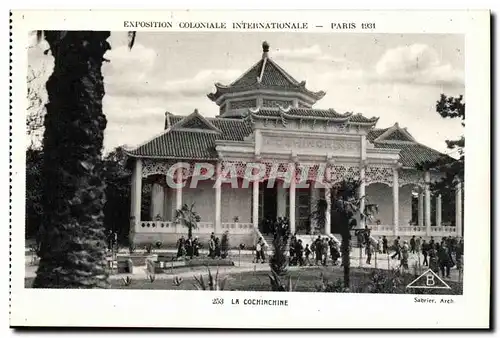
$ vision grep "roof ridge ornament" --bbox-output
[262,41,270,58]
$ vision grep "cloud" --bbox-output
[272,45,358,69]
[374,44,464,87]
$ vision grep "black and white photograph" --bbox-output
[9,9,490,329]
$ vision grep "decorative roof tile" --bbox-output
[373,143,444,168]
[367,128,389,142]
[129,115,253,159]
[250,107,378,124]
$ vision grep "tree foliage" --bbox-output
[329,179,378,288]
[102,146,131,245]
[417,94,464,226]
[269,218,290,276]
[175,203,201,239]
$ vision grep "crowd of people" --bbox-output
[368,234,464,278]
[254,224,464,279]
[176,232,230,260]
[175,235,202,259]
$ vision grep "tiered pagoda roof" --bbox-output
[207,41,325,103]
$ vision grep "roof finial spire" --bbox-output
[262,41,269,59]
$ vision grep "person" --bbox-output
[304,244,312,266]
[255,237,265,263]
[322,238,329,266]
[377,237,383,253]
[331,241,340,266]
[429,243,439,274]
[421,239,429,266]
[208,234,216,259]
[382,236,388,254]
[193,237,200,257]
[363,226,371,246]
[455,238,464,271]
[186,236,194,259]
[401,240,409,270]
[391,236,401,260]
[365,240,373,265]
[314,236,323,266]
[416,236,422,253]
[429,236,435,250]
[289,235,297,266]
[214,237,221,258]
[410,235,416,254]
[438,242,452,278]
[176,236,186,258]
[296,239,304,266]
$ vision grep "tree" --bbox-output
[26,148,43,239]
[329,180,378,289]
[418,94,465,226]
[310,198,328,235]
[33,31,136,289]
[27,66,45,149]
[102,146,131,245]
[175,203,201,239]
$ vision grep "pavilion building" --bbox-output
[125,42,463,248]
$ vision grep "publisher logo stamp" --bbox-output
[407,269,451,290]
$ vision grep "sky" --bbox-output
[28,32,464,155]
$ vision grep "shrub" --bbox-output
[268,269,299,292]
[365,269,404,294]
[121,276,133,287]
[269,218,290,276]
[315,274,347,293]
[172,276,183,287]
[193,266,227,291]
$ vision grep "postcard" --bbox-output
[9,9,490,328]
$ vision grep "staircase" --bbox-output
[261,234,274,251]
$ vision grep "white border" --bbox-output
[9,9,490,328]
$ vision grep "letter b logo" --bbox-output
[426,274,435,286]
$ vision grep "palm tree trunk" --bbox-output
[341,230,350,289]
[33,31,111,288]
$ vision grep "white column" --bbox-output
[289,163,296,234]
[436,194,442,227]
[392,167,399,236]
[324,187,331,235]
[130,159,142,231]
[252,178,259,229]
[359,163,366,228]
[277,181,287,218]
[418,190,424,227]
[150,183,164,220]
[163,185,169,220]
[175,168,183,211]
[424,171,431,235]
[214,162,222,234]
[455,179,463,237]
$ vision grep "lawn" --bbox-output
[24,266,463,295]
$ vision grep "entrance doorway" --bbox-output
[258,182,277,234]
[296,189,311,234]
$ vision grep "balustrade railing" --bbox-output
[367,224,458,236]
[139,221,175,232]
[138,220,254,234]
